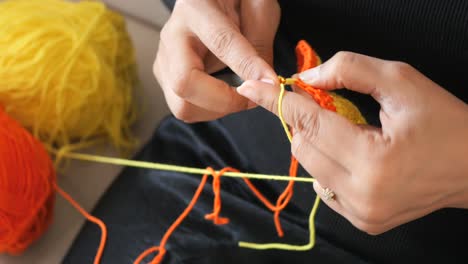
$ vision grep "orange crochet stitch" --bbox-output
[295,40,337,111]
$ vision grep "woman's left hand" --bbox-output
[237,52,468,235]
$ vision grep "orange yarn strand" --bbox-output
[54,185,107,264]
[134,173,209,264]
[135,166,241,264]
[242,155,297,237]
[272,156,299,237]
[205,167,239,225]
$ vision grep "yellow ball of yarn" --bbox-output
[0,0,138,159]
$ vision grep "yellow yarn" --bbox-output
[0,0,138,162]
[331,93,367,124]
[277,77,293,142]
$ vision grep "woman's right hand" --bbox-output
[154,0,281,122]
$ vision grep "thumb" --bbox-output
[240,0,281,66]
[298,52,392,103]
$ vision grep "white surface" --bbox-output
[0,3,170,263]
[103,0,170,29]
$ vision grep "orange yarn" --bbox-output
[295,40,336,112]
[0,106,55,255]
[134,172,209,264]
[54,185,107,264]
[0,105,107,263]
[134,167,238,264]
[242,155,297,237]
[205,167,239,225]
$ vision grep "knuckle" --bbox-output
[291,135,305,158]
[237,55,262,79]
[335,51,357,63]
[171,102,195,123]
[386,61,414,80]
[356,202,387,226]
[152,57,161,81]
[333,51,357,79]
[351,180,389,228]
[352,220,385,236]
[210,27,236,60]
[171,70,193,98]
[159,23,170,42]
[174,0,194,10]
[301,109,321,144]
[256,90,277,114]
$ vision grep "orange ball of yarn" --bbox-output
[0,106,56,255]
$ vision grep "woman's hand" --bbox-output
[154,0,280,122]
[237,52,468,235]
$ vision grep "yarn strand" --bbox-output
[59,151,315,183]
[239,195,320,250]
[238,77,322,250]
[134,173,209,264]
[205,167,238,225]
[54,185,107,264]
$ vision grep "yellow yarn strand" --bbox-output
[61,149,321,251]
[239,196,320,250]
[0,0,139,164]
[277,77,293,142]
[238,77,321,251]
[60,152,316,183]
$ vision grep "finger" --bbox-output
[316,179,439,235]
[312,181,376,234]
[291,132,349,188]
[237,80,362,169]
[291,74,311,98]
[313,180,369,234]
[330,194,437,235]
[315,176,438,235]
[155,34,229,122]
[181,69,251,114]
[298,52,390,103]
[240,0,281,65]
[291,83,309,98]
[159,27,250,114]
[313,180,349,219]
[161,79,226,123]
[187,1,278,82]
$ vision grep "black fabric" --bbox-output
[64,114,369,264]
[273,0,468,126]
[65,0,468,263]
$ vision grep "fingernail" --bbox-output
[299,67,320,83]
[260,78,275,85]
